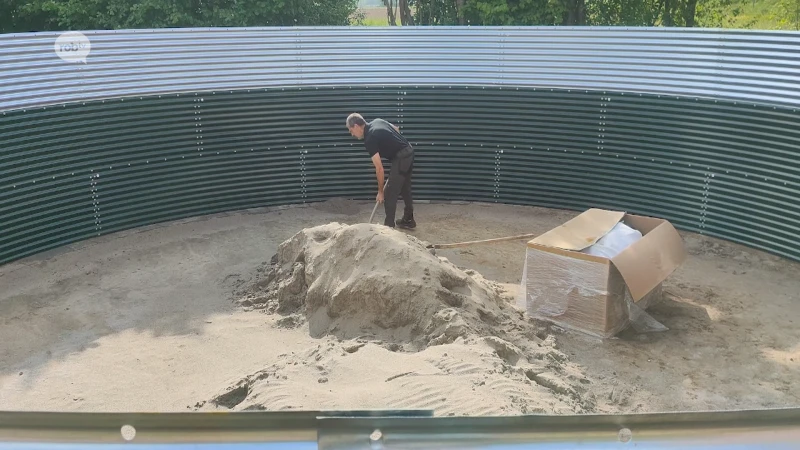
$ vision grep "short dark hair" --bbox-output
[346,113,366,128]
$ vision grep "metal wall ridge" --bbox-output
[2,28,800,112]
[1,84,798,265]
[1,30,799,265]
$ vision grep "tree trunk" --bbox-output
[383,0,397,26]
[456,0,465,25]
[399,0,414,25]
[562,0,587,25]
[684,0,697,26]
[663,0,673,26]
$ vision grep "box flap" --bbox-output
[528,209,625,251]
[622,214,664,235]
[610,219,687,301]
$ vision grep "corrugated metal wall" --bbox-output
[1,28,799,264]
[3,27,800,112]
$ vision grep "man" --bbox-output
[346,112,416,229]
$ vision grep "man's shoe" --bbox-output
[396,217,416,229]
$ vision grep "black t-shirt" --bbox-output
[363,118,410,161]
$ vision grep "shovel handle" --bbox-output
[368,200,380,223]
[428,233,540,250]
[368,179,389,224]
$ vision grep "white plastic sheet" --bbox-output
[582,222,642,259]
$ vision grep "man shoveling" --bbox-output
[346,113,416,229]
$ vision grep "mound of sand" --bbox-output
[235,222,524,349]
[213,222,600,415]
[202,336,598,415]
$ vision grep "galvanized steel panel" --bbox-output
[605,93,800,260]
[2,28,800,112]
[0,106,98,260]
[1,29,800,265]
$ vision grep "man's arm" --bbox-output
[372,153,385,200]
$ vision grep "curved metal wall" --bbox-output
[3,27,800,112]
[1,28,799,265]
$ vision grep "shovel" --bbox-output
[368,179,390,224]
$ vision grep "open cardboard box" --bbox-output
[520,208,687,338]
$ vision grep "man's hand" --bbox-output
[376,191,384,203]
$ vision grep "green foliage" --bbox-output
[1,0,360,33]
[584,0,742,26]
[411,0,460,25]
[0,0,789,33]
[586,0,662,25]
[728,0,779,28]
[410,0,562,25]
[774,0,800,29]
[408,0,745,26]
[463,0,563,25]
[695,0,742,27]
[0,0,57,32]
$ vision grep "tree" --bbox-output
[383,0,414,25]
[774,0,800,29]
[399,0,415,24]
[564,0,588,24]
[586,0,739,26]
[587,0,664,25]
[410,0,563,26]
[1,0,60,32]
[411,0,459,25]
[692,0,742,27]
[0,0,361,33]
[382,0,397,25]
[401,0,740,28]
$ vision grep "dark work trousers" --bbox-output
[383,146,414,227]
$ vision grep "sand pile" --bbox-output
[214,223,600,415]
[235,222,526,349]
[202,336,598,415]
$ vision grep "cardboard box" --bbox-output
[520,208,687,338]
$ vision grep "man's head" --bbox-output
[346,113,367,140]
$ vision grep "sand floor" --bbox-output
[1,201,798,415]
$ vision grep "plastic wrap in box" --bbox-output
[519,246,661,338]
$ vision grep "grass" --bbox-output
[727,0,786,29]
[360,17,389,26]
[353,7,390,26]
